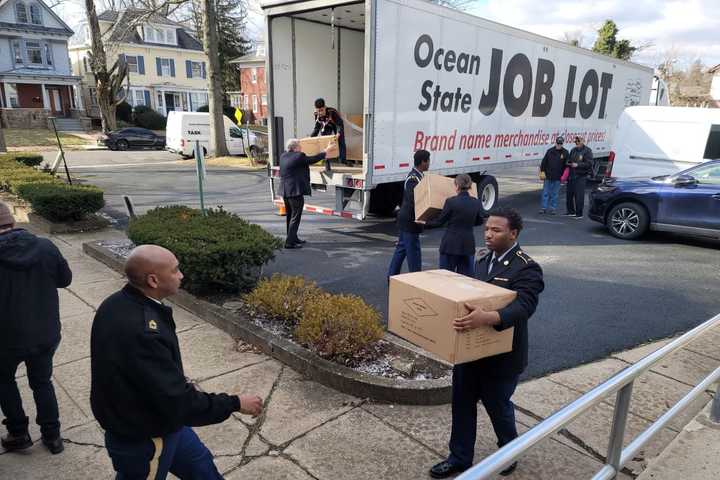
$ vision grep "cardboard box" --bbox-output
[414,173,478,222]
[388,270,516,365]
[298,134,339,158]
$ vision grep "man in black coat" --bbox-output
[430,207,544,479]
[0,202,72,454]
[279,138,333,249]
[564,136,593,218]
[91,244,263,479]
[426,174,484,276]
[539,137,568,214]
[387,149,431,277]
[311,97,346,165]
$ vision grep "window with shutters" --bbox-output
[261,95,267,106]
[15,2,28,23]
[30,3,41,24]
[126,55,138,73]
[160,58,171,76]
[191,61,202,78]
[26,42,43,65]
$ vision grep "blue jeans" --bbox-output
[439,253,475,277]
[0,342,60,439]
[448,363,520,468]
[541,179,561,211]
[388,231,421,277]
[105,426,222,480]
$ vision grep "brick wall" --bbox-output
[238,65,267,122]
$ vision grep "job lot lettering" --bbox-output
[414,34,613,119]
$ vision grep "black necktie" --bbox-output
[489,257,500,276]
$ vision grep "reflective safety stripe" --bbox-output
[148,437,163,480]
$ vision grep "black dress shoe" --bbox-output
[1,432,32,451]
[284,243,302,249]
[429,460,468,479]
[296,239,307,244]
[42,436,64,454]
[499,461,518,476]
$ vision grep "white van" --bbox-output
[608,106,720,178]
[165,111,259,158]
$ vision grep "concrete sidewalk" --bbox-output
[637,398,720,480]
[0,228,719,479]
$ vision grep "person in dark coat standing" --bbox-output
[430,208,544,479]
[425,174,484,276]
[0,202,72,454]
[387,149,431,277]
[564,136,593,218]
[91,245,263,479]
[279,138,333,249]
[538,137,569,214]
[311,97,346,166]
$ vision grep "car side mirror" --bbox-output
[673,175,697,188]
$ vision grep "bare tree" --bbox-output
[202,0,229,156]
[85,0,129,133]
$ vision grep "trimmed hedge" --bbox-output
[16,183,105,222]
[116,101,132,122]
[0,153,44,167]
[127,206,283,294]
[244,274,322,325]
[135,109,167,130]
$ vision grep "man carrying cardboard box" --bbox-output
[387,150,431,277]
[311,98,346,166]
[430,207,544,479]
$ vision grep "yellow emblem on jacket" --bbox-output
[148,320,158,330]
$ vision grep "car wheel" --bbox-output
[108,144,117,151]
[116,139,129,151]
[606,202,649,240]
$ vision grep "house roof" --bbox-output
[230,53,265,65]
[0,21,72,36]
[99,9,203,51]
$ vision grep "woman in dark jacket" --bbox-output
[425,174,485,276]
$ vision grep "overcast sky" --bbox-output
[59,0,720,70]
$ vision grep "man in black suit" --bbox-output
[564,136,593,218]
[426,174,484,276]
[279,138,333,249]
[430,207,544,479]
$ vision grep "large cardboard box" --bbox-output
[414,173,479,222]
[388,270,516,365]
[298,134,339,158]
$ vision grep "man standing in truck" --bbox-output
[311,98,346,165]
[387,150,431,277]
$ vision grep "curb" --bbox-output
[83,241,452,405]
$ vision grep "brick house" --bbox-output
[229,43,267,124]
[0,0,86,129]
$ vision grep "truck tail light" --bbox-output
[606,151,615,177]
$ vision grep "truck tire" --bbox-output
[369,182,403,217]
[476,176,499,214]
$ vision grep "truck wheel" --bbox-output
[606,202,649,240]
[476,176,499,214]
[369,183,403,216]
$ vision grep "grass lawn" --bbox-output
[3,129,90,147]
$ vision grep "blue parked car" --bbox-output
[589,160,720,240]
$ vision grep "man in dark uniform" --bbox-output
[387,149,431,277]
[564,136,593,218]
[91,245,263,479]
[430,207,544,478]
[311,98,346,166]
[426,174,485,276]
[279,138,333,249]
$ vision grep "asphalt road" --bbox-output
[50,150,720,379]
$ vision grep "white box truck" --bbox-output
[262,0,654,219]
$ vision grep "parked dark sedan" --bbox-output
[589,160,720,240]
[100,128,166,151]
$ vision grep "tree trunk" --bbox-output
[0,128,7,153]
[97,87,117,133]
[202,0,229,157]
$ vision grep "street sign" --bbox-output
[234,107,243,125]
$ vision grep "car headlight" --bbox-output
[596,185,617,193]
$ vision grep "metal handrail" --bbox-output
[456,313,720,480]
